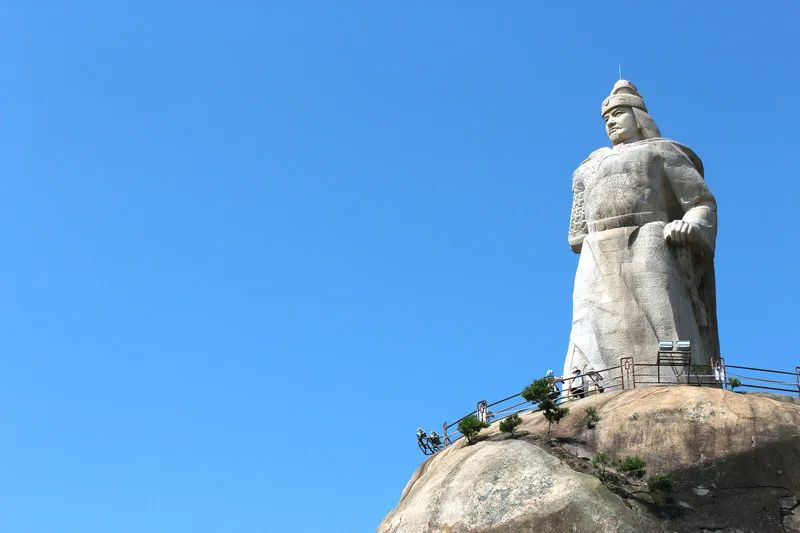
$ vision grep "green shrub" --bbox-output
[728,377,742,390]
[647,474,674,492]
[522,376,569,435]
[498,413,522,437]
[592,452,611,470]
[457,414,489,444]
[583,406,600,429]
[616,455,647,478]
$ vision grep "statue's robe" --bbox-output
[564,138,719,384]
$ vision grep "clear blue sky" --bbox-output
[1,2,798,532]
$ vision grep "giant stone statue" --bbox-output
[563,80,719,382]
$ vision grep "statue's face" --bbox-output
[603,106,640,145]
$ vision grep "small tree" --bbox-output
[522,376,569,435]
[498,413,522,437]
[457,414,489,445]
[522,376,558,405]
[583,406,600,429]
[728,377,742,390]
[543,405,570,433]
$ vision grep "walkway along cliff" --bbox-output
[380,387,800,532]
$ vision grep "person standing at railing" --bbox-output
[570,367,586,399]
[429,431,441,451]
[546,369,563,396]
[587,370,604,393]
[712,358,726,387]
[417,428,431,454]
[477,400,492,424]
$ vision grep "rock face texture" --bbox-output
[379,387,800,532]
[380,438,654,532]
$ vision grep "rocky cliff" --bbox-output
[379,387,800,532]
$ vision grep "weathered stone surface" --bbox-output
[522,387,800,480]
[379,438,654,532]
[380,387,800,532]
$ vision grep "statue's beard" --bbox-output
[609,129,632,145]
[608,123,646,145]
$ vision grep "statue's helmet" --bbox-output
[601,80,647,115]
[601,80,661,139]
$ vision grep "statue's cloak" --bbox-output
[564,138,719,382]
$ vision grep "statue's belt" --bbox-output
[587,211,668,233]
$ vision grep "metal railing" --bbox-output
[724,364,800,395]
[415,356,800,455]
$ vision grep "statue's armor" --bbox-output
[586,145,669,223]
[564,138,718,382]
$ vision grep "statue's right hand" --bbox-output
[663,220,697,246]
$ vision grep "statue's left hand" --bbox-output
[663,220,698,246]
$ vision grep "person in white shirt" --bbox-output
[570,367,586,399]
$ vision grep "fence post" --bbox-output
[620,357,635,390]
[442,421,452,446]
[796,366,799,398]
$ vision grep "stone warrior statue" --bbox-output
[563,80,719,383]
